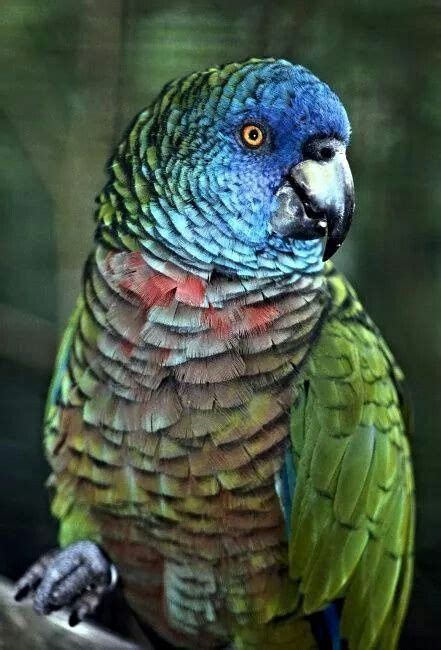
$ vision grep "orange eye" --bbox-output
[240,124,265,148]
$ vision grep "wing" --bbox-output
[44,294,84,459]
[43,279,104,548]
[286,265,414,649]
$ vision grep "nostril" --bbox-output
[318,146,335,161]
[303,137,341,163]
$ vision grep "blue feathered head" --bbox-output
[102,58,354,278]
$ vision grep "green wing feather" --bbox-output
[44,291,103,548]
[44,295,84,454]
[288,264,414,650]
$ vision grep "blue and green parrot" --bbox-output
[15,58,414,649]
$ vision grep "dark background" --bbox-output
[1,0,440,646]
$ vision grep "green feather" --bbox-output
[288,267,414,649]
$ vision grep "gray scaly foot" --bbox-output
[14,541,117,626]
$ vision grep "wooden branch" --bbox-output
[0,576,142,649]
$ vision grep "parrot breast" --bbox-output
[54,244,327,646]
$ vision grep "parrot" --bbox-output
[15,58,414,649]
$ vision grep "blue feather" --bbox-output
[276,443,342,650]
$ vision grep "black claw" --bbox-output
[14,585,30,602]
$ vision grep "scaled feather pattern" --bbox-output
[43,58,414,649]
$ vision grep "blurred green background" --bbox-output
[1,0,440,646]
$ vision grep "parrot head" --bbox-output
[108,58,354,277]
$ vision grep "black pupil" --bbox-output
[249,128,259,141]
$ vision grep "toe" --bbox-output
[68,581,109,626]
[14,551,57,602]
[44,564,90,608]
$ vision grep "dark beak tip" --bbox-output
[322,238,341,262]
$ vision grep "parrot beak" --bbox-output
[270,138,355,261]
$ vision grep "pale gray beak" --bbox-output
[271,137,355,260]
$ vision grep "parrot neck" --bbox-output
[97,243,328,369]
[95,185,325,281]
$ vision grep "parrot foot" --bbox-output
[14,541,117,626]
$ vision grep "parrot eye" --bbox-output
[240,123,266,149]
